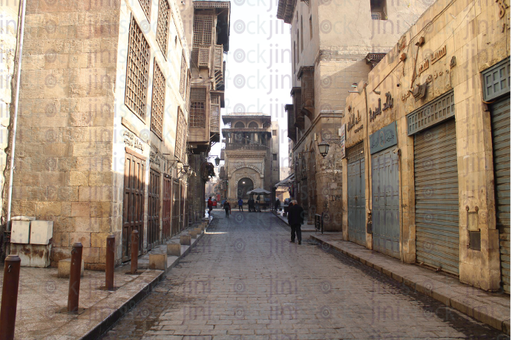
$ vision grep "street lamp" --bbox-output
[215,156,220,166]
[318,141,330,158]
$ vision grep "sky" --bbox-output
[212,0,292,179]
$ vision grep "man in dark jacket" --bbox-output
[287,200,304,244]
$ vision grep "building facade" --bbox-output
[180,0,230,224]
[220,113,280,204]
[314,0,509,293]
[3,0,192,269]
[277,0,431,230]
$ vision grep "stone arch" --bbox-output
[248,121,259,128]
[237,178,254,199]
[234,121,245,128]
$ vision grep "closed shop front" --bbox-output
[123,150,146,261]
[347,142,366,246]
[408,91,460,275]
[370,123,400,259]
[484,59,510,293]
[148,169,161,249]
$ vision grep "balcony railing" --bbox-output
[224,143,269,151]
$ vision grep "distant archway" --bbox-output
[237,178,254,199]
[234,122,245,128]
[248,121,258,128]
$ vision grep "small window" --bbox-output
[296,30,300,62]
[371,0,387,20]
[309,15,313,39]
[272,130,277,136]
[273,154,278,161]
[300,16,304,51]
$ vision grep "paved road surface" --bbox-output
[103,211,508,339]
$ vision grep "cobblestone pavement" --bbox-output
[103,211,508,340]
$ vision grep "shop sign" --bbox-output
[370,122,397,155]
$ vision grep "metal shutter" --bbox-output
[348,142,366,246]
[491,98,510,293]
[415,119,460,275]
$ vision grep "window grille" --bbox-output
[139,0,151,20]
[125,16,151,119]
[156,0,170,57]
[272,130,277,136]
[482,58,510,101]
[193,15,214,46]
[175,107,187,161]
[190,88,207,128]
[407,91,454,135]
[150,61,165,139]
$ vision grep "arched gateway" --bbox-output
[237,178,254,199]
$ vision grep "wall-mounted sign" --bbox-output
[347,110,361,131]
[431,45,447,64]
[370,122,398,154]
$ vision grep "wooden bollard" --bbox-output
[0,255,21,340]
[68,243,83,313]
[130,230,139,274]
[106,235,115,290]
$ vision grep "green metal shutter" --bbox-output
[348,142,366,246]
[491,97,510,293]
[372,148,400,259]
[415,119,460,275]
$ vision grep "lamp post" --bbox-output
[318,141,330,158]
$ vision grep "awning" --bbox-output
[274,173,295,188]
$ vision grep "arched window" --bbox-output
[248,121,258,128]
[237,178,254,199]
[234,122,245,128]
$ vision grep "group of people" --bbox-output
[209,196,305,244]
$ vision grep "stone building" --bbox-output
[220,113,280,204]
[277,0,431,229]
[335,0,509,293]
[180,0,230,224]
[2,0,193,269]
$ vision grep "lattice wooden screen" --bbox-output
[193,15,214,46]
[139,0,151,20]
[156,0,170,56]
[179,53,187,97]
[190,88,207,128]
[175,107,187,160]
[125,16,151,119]
[151,61,165,139]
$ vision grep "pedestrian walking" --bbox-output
[274,198,280,211]
[223,200,231,217]
[207,197,213,217]
[287,200,304,244]
[238,198,244,211]
[248,198,254,212]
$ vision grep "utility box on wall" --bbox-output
[10,218,53,268]
[11,216,35,244]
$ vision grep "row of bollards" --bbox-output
[0,230,140,340]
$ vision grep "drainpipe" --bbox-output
[363,83,372,228]
[6,0,28,234]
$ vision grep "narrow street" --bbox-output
[103,212,507,340]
